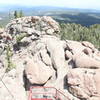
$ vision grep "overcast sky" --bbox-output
[0,0,100,10]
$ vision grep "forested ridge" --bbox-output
[60,23,100,49]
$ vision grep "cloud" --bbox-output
[0,0,100,10]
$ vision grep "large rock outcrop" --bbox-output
[0,16,100,100]
[25,57,53,84]
[67,68,100,100]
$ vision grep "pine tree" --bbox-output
[14,10,19,19]
[19,10,24,18]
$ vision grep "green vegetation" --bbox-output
[54,12,100,26]
[14,10,24,19]
[19,10,24,18]
[60,23,100,49]
[14,11,19,19]
[6,44,15,72]
[16,33,28,43]
[0,25,3,28]
[0,10,24,27]
[1,9,100,27]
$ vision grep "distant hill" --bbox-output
[1,5,100,27]
[1,5,100,13]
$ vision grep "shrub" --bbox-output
[60,23,100,49]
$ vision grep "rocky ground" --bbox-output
[0,16,100,100]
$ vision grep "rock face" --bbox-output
[67,68,100,100]
[73,55,100,68]
[25,57,53,84]
[5,16,59,36]
[0,16,100,100]
[0,69,27,100]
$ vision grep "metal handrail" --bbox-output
[29,86,70,100]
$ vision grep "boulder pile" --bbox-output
[0,16,100,100]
